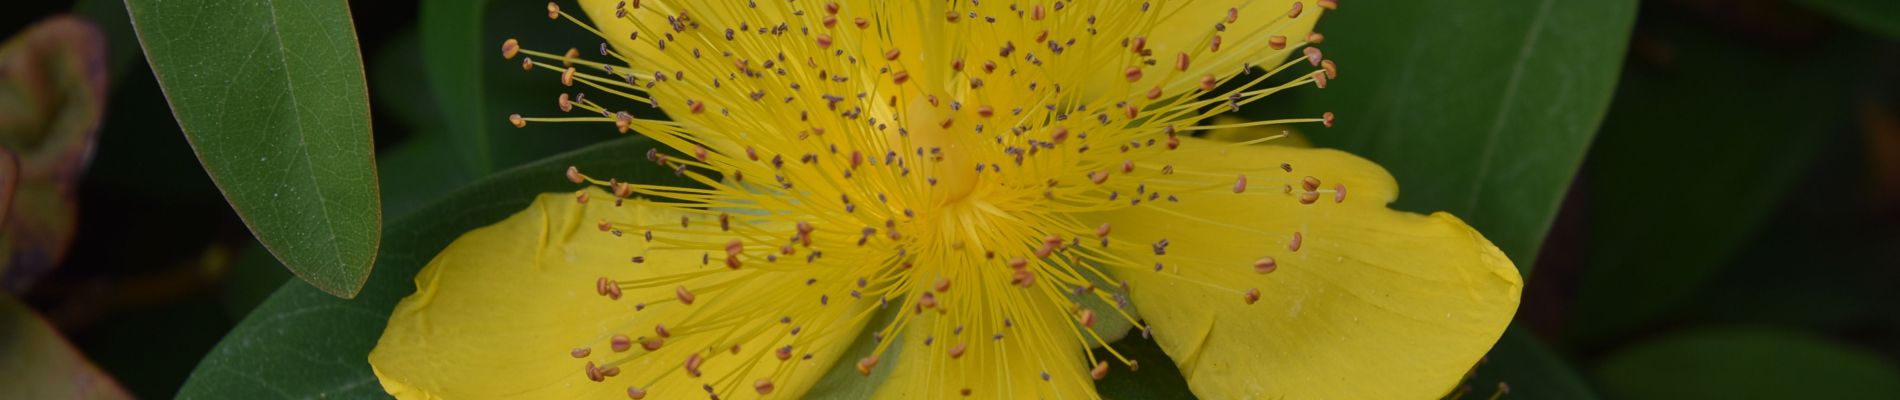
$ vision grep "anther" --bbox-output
[575,191,589,204]
[816,34,833,48]
[884,48,901,61]
[1323,111,1336,128]
[1079,309,1097,328]
[1308,32,1327,44]
[776,345,793,361]
[1244,288,1261,304]
[1200,75,1218,91]
[1268,35,1287,50]
[1096,223,1112,238]
[1322,59,1339,79]
[642,338,664,351]
[562,48,579,66]
[684,353,704,377]
[1147,86,1163,100]
[935,277,952,292]
[545,1,560,19]
[1234,175,1248,193]
[571,347,592,358]
[1299,191,1321,204]
[655,324,671,338]
[856,356,879,376]
[510,113,527,128]
[626,387,647,399]
[1175,52,1190,71]
[1312,71,1329,89]
[1254,257,1278,274]
[1210,35,1222,52]
[616,111,633,133]
[1051,126,1070,144]
[1091,361,1110,380]
[501,38,520,59]
[1289,232,1304,252]
[1287,1,1305,18]
[1318,0,1339,10]
[1011,269,1037,287]
[611,335,632,352]
[754,379,775,395]
[1301,176,1321,192]
[561,67,576,86]
[1304,47,1324,66]
[1334,183,1348,203]
[558,93,573,112]
[675,286,696,305]
[948,342,967,359]
[521,57,533,71]
[585,361,604,382]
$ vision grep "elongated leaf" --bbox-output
[1269,0,1637,272]
[125,0,381,297]
[419,0,493,174]
[1596,329,1900,400]
[1567,14,1876,345]
[178,137,683,398]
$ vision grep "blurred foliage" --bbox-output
[1596,329,1900,399]
[1569,0,1879,346]
[0,296,130,399]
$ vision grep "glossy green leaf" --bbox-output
[178,137,684,398]
[1567,16,1876,344]
[1270,0,1637,272]
[1797,0,1900,39]
[125,0,381,297]
[1596,329,1900,400]
[0,295,133,400]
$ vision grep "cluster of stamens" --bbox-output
[506,0,1344,398]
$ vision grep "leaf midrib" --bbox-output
[258,0,351,278]
[1461,0,1556,214]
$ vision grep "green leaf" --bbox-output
[1596,328,1900,400]
[419,0,492,174]
[178,137,684,398]
[1269,0,1637,272]
[0,295,133,400]
[1796,0,1900,39]
[1464,326,1598,400]
[1566,14,1877,345]
[124,0,381,297]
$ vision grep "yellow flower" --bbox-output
[369,1,1521,399]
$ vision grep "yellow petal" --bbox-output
[1081,137,1521,399]
[369,189,874,399]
